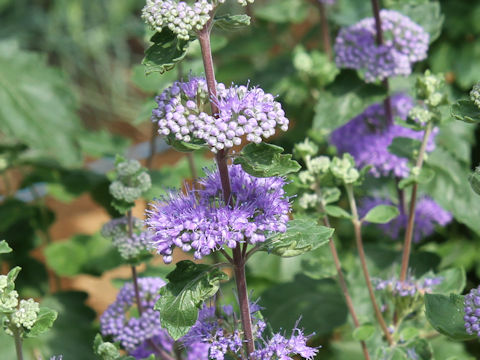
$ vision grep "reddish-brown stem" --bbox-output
[399,122,433,281]
[346,185,394,346]
[198,23,256,358]
[370,0,393,126]
[320,211,370,359]
[319,3,332,60]
[146,121,158,170]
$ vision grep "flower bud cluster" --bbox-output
[415,70,446,108]
[471,83,480,109]
[375,275,442,297]
[0,275,18,311]
[109,158,151,205]
[330,154,359,184]
[11,299,39,330]
[101,217,154,260]
[465,286,480,337]
[142,0,212,41]
[335,10,429,82]
[152,77,289,153]
[100,277,173,353]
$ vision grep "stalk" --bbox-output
[399,122,433,281]
[146,121,158,170]
[319,2,332,60]
[127,211,175,360]
[370,0,393,126]
[12,327,23,360]
[345,185,394,345]
[198,21,256,357]
[317,200,370,359]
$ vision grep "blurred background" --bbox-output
[1,0,480,358]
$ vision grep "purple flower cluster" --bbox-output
[375,275,443,297]
[335,10,429,82]
[146,164,290,263]
[330,93,437,178]
[181,304,317,360]
[100,277,173,354]
[151,77,289,153]
[101,217,154,260]
[360,196,452,242]
[464,286,480,337]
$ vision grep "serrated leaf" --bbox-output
[25,307,58,338]
[214,14,251,31]
[324,205,352,219]
[388,137,422,159]
[0,240,12,254]
[451,99,480,123]
[166,135,207,153]
[142,30,192,75]
[433,267,466,295]
[363,205,399,224]
[233,143,301,178]
[352,324,375,341]
[425,293,475,341]
[155,261,227,340]
[261,219,333,257]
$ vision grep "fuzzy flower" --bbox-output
[464,286,480,337]
[100,277,173,354]
[102,217,154,260]
[252,328,318,360]
[151,77,289,153]
[375,275,443,297]
[142,0,213,40]
[335,10,429,82]
[360,196,452,242]
[330,93,437,178]
[146,164,290,263]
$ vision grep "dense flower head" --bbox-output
[464,286,480,337]
[360,196,452,242]
[10,298,39,330]
[335,10,429,82]
[102,217,154,260]
[146,164,290,263]
[100,277,173,353]
[252,328,318,360]
[330,93,437,178]
[109,158,151,205]
[152,77,289,153]
[142,0,213,40]
[471,82,480,109]
[375,275,443,297]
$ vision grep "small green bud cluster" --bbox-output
[293,46,339,87]
[330,154,360,184]
[11,299,39,330]
[0,274,18,312]
[409,106,434,125]
[415,70,447,108]
[470,82,480,109]
[109,157,151,205]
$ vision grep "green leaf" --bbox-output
[400,327,420,341]
[451,99,480,123]
[352,324,375,341]
[425,293,475,341]
[214,14,251,31]
[233,143,301,178]
[260,219,333,257]
[388,137,422,159]
[363,205,399,224]
[7,266,21,286]
[469,168,480,196]
[25,307,58,338]
[0,41,83,166]
[261,276,348,335]
[166,135,207,153]
[391,3,444,43]
[433,268,466,294]
[324,205,352,219]
[254,0,309,23]
[313,71,386,134]
[155,260,228,340]
[398,167,435,189]
[142,30,192,75]
[0,240,12,254]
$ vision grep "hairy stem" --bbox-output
[13,327,23,360]
[316,197,370,359]
[198,23,255,358]
[370,0,393,126]
[346,185,394,345]
[319,3,332,60]
[399,122,433,281]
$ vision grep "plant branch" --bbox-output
[399,122,433,281]
[345,185,394,345]
[12,327,23,360]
